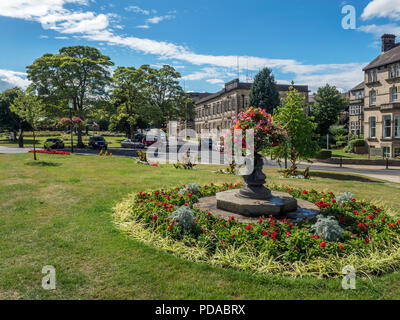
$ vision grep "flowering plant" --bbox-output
[228,107,288,153]
[115,182,400,277]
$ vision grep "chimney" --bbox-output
[382,34,396,52]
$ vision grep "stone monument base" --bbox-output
[194,189,320,223]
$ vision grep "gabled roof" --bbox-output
[350,81,365,92]
[363,44,400,71]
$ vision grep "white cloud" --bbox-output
[146,15,175,25]
[362,0,400,21]
[358,23,400,37]
[136,25,150,29]
[206,79,224,84]
[0,69,30,91]
[0,0,366,92]
[125,6,150,15]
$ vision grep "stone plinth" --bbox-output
[194,190,320,223]
[217,189,297,217]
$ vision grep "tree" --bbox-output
[273,84,319,175]
[249,67,280,114]
[145,65,186,128]
[311,84,349,136]
[110,66,151,139]
[0,87,30,147]
[27,46,114,147]
[10,90,45,160]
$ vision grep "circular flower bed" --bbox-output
[113,183,400,278]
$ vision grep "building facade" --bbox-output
[363,34,400,158]
[348,82,365,136]
[192,79,309,133]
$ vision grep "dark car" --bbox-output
[89,136,108,150]
[44,138,64,150]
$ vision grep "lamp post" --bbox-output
[69,100,74,153]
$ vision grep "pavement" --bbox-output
[1,145,399,184]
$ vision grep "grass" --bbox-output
[326,149,382,160]
[1,153,400,299]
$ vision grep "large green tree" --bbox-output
[249,67,280,114]
[10,90,45,160]
[273,84,319,175]
[0,87,29,147]
[145,65,186,128]
[311,84,349,136]
[27,46,114,147]
[109,66,153,139]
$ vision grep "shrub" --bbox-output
[336,192,355,203]
[178,183,200,196]
[349,139,365,152]
[311,215,344,241]
[315,150,332,159]
[169,206,197,230]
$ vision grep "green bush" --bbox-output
[315,150,332,159]
[348,139,366,152]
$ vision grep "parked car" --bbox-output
[44,138,64,150]
[121,139,144,149]
[89,136,108,150]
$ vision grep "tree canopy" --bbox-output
[273,84,319,173]
[311,84,349,136]
[249,67,280,114]
[27,46,114,146]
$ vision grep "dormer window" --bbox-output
[396,64,400,77]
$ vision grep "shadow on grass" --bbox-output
[25,161,62,167]
[311,171,384,184]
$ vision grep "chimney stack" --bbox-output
[382,34,396,52]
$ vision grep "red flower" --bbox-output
[320,241,326,248]
[262,230,267,236]
[286,232,290,237]
[258,217,263,223]
[365,238,370,244]
[245,224,253,230]
[152,215,158,221]
[339,244,344,250]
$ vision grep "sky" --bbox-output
[0,0,400,94]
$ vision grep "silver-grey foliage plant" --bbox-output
[178,183,200,196]
[169,206,196,230]
[336,191,355,203]
[311,215,344,241]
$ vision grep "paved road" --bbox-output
[0,146,32,154]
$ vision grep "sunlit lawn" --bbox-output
[1,153,400,299]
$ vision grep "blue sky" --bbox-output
[0,0,400,93]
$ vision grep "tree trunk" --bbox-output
[130,125,135,140]
[18,129,24,148]
[32,128,37,161]
[77,126,84,148]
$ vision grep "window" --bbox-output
[383,147,391,158]
[396,64,400,77]
[396,115,400,138]
[395,148,400,158]
[383,115,392,138]
[374,70,378,82]
[351,121,361,136]
[391,87,398,102]
[390,66,395,78]
[370,91,376,105]
[370,117,376,138]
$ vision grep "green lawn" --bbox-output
[326,149,383,160]
[1,153,400,299]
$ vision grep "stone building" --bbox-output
[348,81,365,136]
[363,34,400,158]
[192,79,309,133]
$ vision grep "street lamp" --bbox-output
[69,100,74,153]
